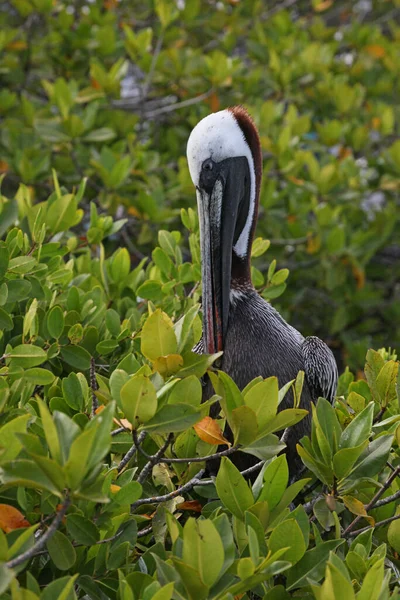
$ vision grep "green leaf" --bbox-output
[105,308,120,336]
[47,305,65,339]
[140,403,200,434]
[0,459,63,496]
[339,402,374,449]
[7,344,47,368]
[167,376,202,408]
[60,345,91,370]
[47,531,76,570]
[0,563,14,595]
[141,309,178,360]
[37,399,61,464]
[231,405,258,445]
[24,368,55,385]
[41,575,78,600]
[318,558,355,600]
[346,434,393,482]
[46,194,79,234]
[0,308,13,331]
[256,408,308,436]
[66,514,100,545]
[215,457,254,520]
[376,360,398,406]
[171,558,209,600]
[0,414,31,463]
[258,455,288,509]
[62,372,84,411]
[112,481,142,505]
[333,441,369,480]
[357,558,384,600]
[387,517,400,553]
[269,519,306,565]
[120,375,158,426]
[182,517,224,587]
[177,351,222,378]
[243,377,279,431]
[286,540,344,590]
[64,425,100,489]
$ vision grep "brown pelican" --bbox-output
[186,106,338,471]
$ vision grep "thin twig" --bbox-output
[348,514,400,538]
[343,466,400,536]
[111,427,128,437]
[373,407,386,424]
[131,470,206,510]
[136,443,239,464]
[137,525,153,538]
[261,0,299,21]
[371,489,400,510]
[6,493,71,569]
[195,460,265,487]
[90,357,98,417]
[280,428,291,445]
[137,433,174,484]
[142,32,164,100]
[143,90,213,119]
[304,494,324,515]
[118,432,147,473]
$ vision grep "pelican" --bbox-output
[186,106,338,470]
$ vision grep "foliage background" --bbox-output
[1,1,400,599]
[1,0,400,371]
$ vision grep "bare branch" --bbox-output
[131,469,206,511]
[142,32,164,101]
[348,513,400,538]
[137,433,174,484]
[280,428,291,445]
[195,460,265,487]
[373,406,386,424]
[143,90,213,119]
[136,441,240,464]
[261,0,299,21]
[370,488,400,510]
[343,465,400,536]
[118,431,147,473]
[6,493,71,569]
[90,357,98,417]
[137,525,153,538]
[111,426,128,437]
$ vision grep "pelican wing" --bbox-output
[301,336,338,403]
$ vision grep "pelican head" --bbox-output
[186,107,262,354]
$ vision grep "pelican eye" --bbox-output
[202,159,214,171]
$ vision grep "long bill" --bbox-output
[197,157,250,354]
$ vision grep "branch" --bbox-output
[6,493,71,569]
[143,90,213,119]
[370,488,400,510]
[373,406,386,424]
[90,357,98,417]
[131,470,206,511]
[348,513,400,538]
[111,426,128,437]
[137,525,152,538]
[117,431,146,473]
[280,428,291,445]
[195,460,265,487]
[137,433,174,484]
[136,441,240,463]
[261,0,299,21]
[343,465,400,536]
[142,32,164,101]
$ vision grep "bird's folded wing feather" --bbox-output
[301,336,338,403]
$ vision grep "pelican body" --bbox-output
[186,107,338,470]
